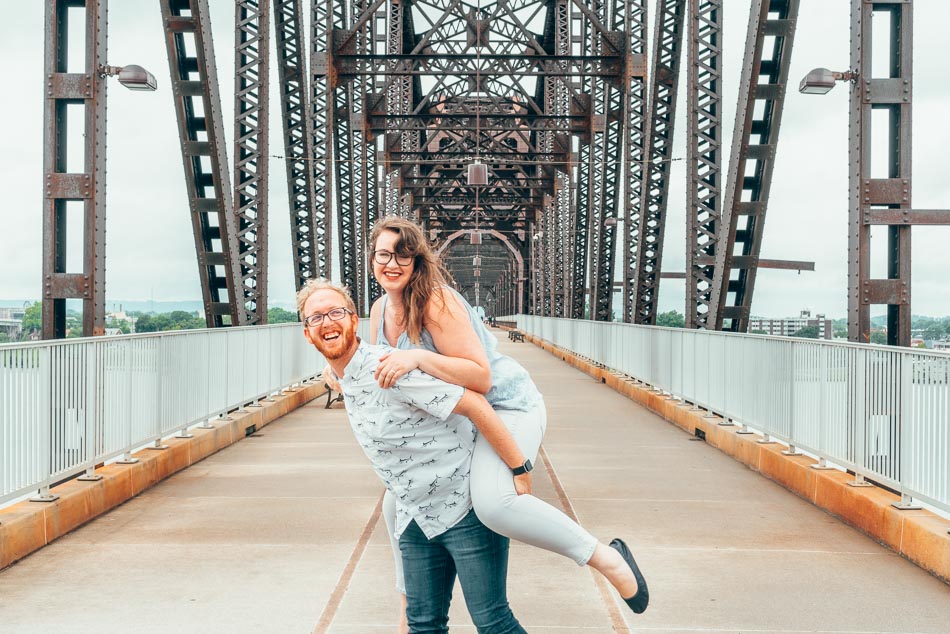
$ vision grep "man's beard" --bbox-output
[318,324,356,360]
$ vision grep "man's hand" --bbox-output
[374,349,422,388]
[322,365,341,392]
[514,472,532,496]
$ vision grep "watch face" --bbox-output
[525,459,533,472]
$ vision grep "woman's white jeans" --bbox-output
[383,401,598,593]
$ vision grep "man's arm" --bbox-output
[452,390,532,495]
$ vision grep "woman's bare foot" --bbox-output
[586,542,639,598]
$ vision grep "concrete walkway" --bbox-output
[0,333,948,633]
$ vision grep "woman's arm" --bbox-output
[374,291,492,393]
[368,296,384,345]
[453,389,531,495]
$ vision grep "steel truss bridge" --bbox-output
[42,0,949,345]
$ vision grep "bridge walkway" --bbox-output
[0,332,948,632]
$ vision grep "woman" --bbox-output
[336,217,648,630]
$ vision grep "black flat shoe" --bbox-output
[609,538,649,614]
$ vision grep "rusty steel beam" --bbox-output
[632,0,687,324]
[685,0,721,329]
[309,0,335,279]
[233,0,270,324]
[620,0,648,323]
[161,0,245,327]
[710,0,800,332]
[273,0,318,292]
[43,0,108,338]
[849,0,913,346]
[865,209,950,225]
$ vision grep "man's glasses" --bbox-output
[303,307,353,327]
[373,250,414,266]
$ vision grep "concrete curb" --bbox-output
[0,381,328,571]
[521,332,950,585]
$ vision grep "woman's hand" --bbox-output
[322,365,341,392]
[513,472,532,496]
[374,349,423,388]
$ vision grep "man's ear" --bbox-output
[303,325,315,346]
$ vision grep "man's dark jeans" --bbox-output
[399,509,526,633]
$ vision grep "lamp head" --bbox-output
[799,68,839,95]
[467,161,488,186]
[117,65,158,91]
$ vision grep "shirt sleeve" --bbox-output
[389,369,464,421]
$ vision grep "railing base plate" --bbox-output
[30,493,60,503]
[77,473,103,482]
[891,502,922,510]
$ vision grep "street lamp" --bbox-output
[99,64,158,91]
[798,67,855,95]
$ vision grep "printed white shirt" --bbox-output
[338,342,475,539]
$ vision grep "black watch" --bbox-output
[511,459,533,476]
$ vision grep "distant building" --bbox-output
[748,310,833,340]
[0,306,26,340]
[933,340,950,352]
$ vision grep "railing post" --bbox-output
[149,335,168,450]
[810,456,835,471]
[78,342,103,481]
[117,342,138,464]
[30,347,59,502]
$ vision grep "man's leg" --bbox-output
[443,510,526,634]
[399,519,456,634]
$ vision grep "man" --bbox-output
[299,279,529,634]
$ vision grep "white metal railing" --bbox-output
[0,323,331,507]
[504,315,950,514]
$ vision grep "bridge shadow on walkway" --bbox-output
[1,333,948,633]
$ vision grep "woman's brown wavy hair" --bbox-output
[369,217,454,345]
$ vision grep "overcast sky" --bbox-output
[2,1,948,318]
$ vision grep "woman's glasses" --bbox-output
[303,307,353,327]
[373,250,414,266]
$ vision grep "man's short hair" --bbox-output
[296,278,357,318]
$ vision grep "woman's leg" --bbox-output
[469,403,597,565]
[383,489,411,633]
[470,403,642,602]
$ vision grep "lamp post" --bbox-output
[798,0,922,347]
[43,0,157,339]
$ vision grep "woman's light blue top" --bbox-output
[377,289,543,412]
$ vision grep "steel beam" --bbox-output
[234,0,270,324]
[849,0,914,346]
[161,0,245,327]
[273,0,318,291]
[685,0,721,329]
[632,0,687,324]
[710,0,800,332]
[43,0,108,338]
[620,0,649,324]
[309,0,335,279]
